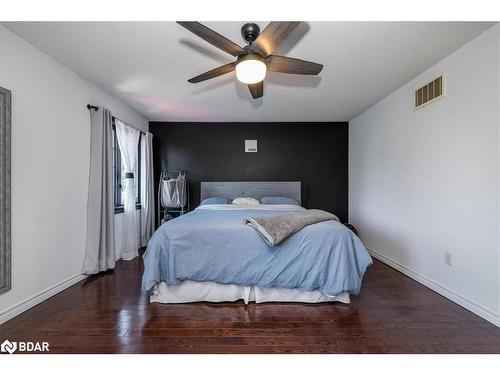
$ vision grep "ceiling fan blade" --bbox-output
[267,55,323,75]
[254,22,300,57]
[188,62,236,83]
[177,21,246,57]
[248,81,263,99]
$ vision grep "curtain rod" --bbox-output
[87,104,146,135]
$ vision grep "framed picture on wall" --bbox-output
[0,86,11,295]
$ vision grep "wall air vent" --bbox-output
[414,75,444,110]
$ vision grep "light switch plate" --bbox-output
[245,140,257,153]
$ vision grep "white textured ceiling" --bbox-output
[3,21,495,122]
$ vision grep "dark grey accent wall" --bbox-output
[149,122,349,222]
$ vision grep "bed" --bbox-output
[142,181,372,304]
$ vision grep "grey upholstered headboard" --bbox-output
[200,181,301,205]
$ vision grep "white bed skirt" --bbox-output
[150,280,350,304]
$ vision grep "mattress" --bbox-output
[142,204,372,296]
[150,280,351,304]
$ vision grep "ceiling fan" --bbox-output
[177,21,323,99]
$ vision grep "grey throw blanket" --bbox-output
[244,209,339,246]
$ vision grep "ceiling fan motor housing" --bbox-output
[236,53,266,65]
[241,23,261,43]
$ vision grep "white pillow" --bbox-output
[232,197,260,205]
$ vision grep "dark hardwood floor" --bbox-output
[0,255,499,354]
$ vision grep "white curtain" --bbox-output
[141,132,155,246]
[83,107,115,274]
[115,119,140,260]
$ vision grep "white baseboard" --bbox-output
[0,273,87,325]
[367,248,500,327]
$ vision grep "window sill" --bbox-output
[114,203,142,215]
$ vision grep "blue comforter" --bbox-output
[142,205,372,296]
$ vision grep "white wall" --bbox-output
[349,24,500,326]
[0,25,148,323]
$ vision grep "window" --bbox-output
[113,121,141,214]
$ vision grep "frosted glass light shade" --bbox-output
[235,58,267,84]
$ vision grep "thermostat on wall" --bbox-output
[245,140,257,153]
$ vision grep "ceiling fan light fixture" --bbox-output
[235,54,267,85]
[177,22,323,99]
